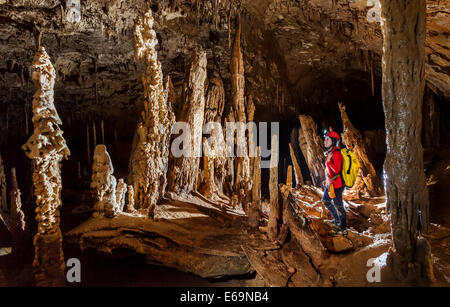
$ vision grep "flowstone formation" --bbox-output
[22,47,70,287]
[91,145,119,218]
[128,10,175,217]
[380,0,434,283]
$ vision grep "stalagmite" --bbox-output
[224,108,236,196]
[126,185,136,213]
[167,48,207,195]
[268,135,280,241]
[289,143,304,187]
[248,147,261,228]
[200,137,218,199]
[116,178,127,212]
[0,154,6,212]
[338,103,382,196]
[9,167,26,262]
[380,0,434,283]
[25,103,29,135]
[128,10,175,216]
[22,47,70,286]
[230,18,251,205]
[286,165,293,189]
[91,145,118,218]
[298,115,326,188]
[202,71,226,196]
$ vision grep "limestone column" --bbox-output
[231,19,251,203]
[128,10,175,217]
[380,0,434,283]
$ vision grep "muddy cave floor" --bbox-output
[3,176,450,287]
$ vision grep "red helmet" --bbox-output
[326,131,341,141]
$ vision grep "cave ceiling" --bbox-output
[0,0,448,122]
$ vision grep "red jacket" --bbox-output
[325,147,344,189]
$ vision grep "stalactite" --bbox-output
[338,103,382,196]
[22,47,70,286]
[128,10,175,217]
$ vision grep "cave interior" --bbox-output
[0,0,449,287]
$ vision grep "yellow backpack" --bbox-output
[340,148,360,188]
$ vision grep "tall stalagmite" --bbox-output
[380,0,434,283]
[231,19,251,204]
[22,47,70,286]
[338,103,383,196]
[298,115,325,188]
[248,146,261,228]
[202,71,226,196]
[128,10,175,216]
[167,49,207,194]
[91,145,119,218]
